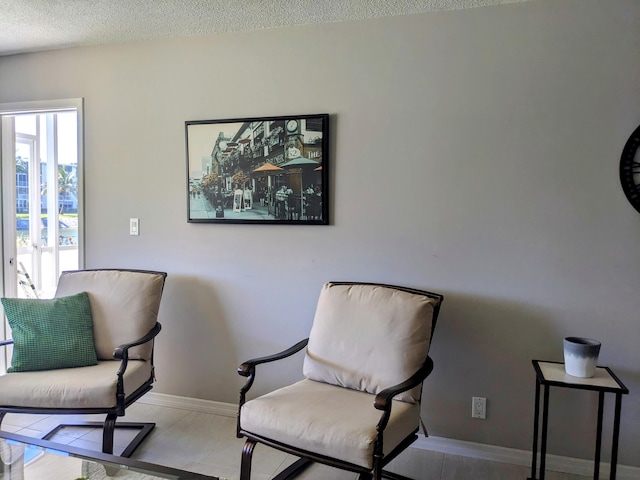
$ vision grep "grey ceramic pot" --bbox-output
[563,337,601,378]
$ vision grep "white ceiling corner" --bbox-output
[0,0,533,57]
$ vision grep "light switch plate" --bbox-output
[129,218,139,236]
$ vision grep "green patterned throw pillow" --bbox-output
[1,292,97,372]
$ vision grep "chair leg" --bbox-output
[103,413,117,454]
[381,470,415,480]
[240,439,256,480]
[42,419,155,457]
[272,458,313,480]
[361,468,414,480]
[241,444,312,480]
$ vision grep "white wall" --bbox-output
[1,0,639,467]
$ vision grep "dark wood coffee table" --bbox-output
[0,430,222,479]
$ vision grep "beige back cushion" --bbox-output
[55,270,165,361]
[303,283,437,403]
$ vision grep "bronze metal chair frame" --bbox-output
[0,269,167,458]
[237,282,443,480]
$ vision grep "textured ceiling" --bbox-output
[0,0,531,57]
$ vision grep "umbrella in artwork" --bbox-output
[253,162,283,173]
[280,157,320,168]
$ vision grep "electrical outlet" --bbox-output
[129,218,139,236]
[472,397,486,419]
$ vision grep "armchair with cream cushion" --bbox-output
[237,282,443,480]
[0,269,166,457]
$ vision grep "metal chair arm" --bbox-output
[110,322,161,415]
[113,323,162,360]
[372,355,434,455]
[238,338,308,377]
[237,338,308,438]
[374,356,434,411]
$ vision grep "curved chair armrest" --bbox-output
[374,356,434,411]
[0,339,14,348]
[111,322,162,416]
[113,323,162,360]
[237,338,308,438]
[238,338,308,377]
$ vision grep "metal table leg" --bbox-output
[594,391,604,479]
[610,393,623,480]
[539,384,550,480]
[529,378,541,480]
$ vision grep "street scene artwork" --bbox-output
[186,114,329,224]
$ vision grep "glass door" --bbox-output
[5,113,80,299]
[14,132,42,297]
[1,100,83,301]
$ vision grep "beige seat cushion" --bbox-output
[240,379,420,469]
[303,283,437,403]
[0,360,151,409]
[55,270,165,361]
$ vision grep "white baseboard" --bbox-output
[139,392,639,480]
[413,435,639,480]
[138,391,238,417]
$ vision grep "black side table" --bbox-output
[528,360,629,480]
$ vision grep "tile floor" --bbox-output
[1,402,590,480]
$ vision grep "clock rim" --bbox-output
[619,123,640,214]
[286,120,298,132]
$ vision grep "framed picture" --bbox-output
[186,113,329,225]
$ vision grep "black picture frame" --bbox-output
[186,113,329,225]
